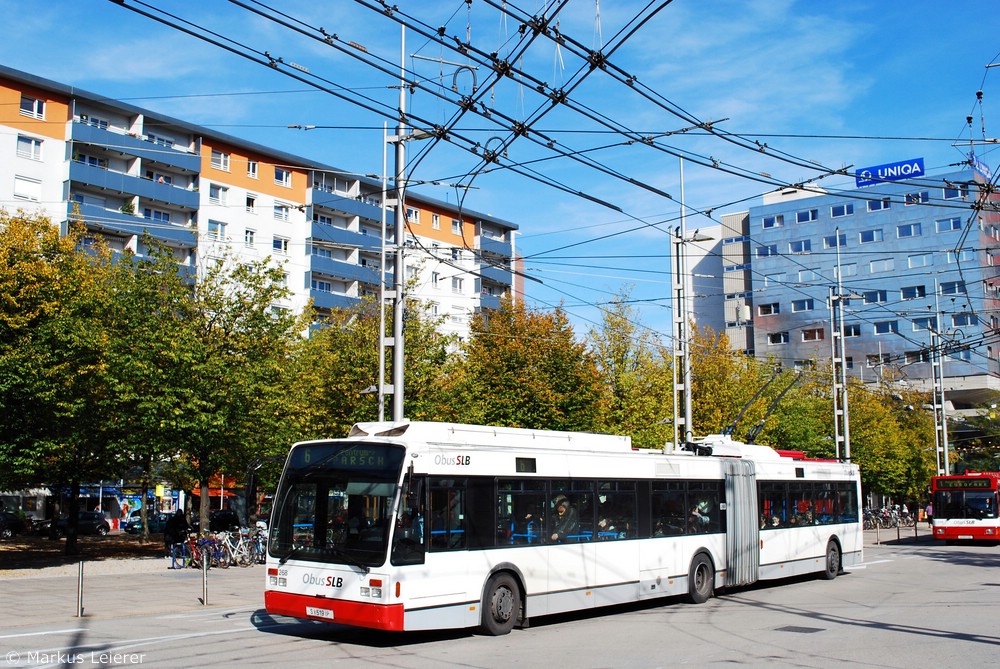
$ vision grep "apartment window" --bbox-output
[863,290,887,304]
[793,360,814,370]
[247,160,258,179]
[758,303,779,316]
[314,213,333,226]
[208,184,228,205]
[796,209,818,223]
[867,353,891,368]
[936,217,962,233]
[451,277,463,294]
[762,215,784,229]
[244,229,256,248]
[798,269,819,282]
[146,132,173,148]
[207,220,226,240]
[143,208,171,223]
[451,248,463,262]
[756,244,778,258]
[948,349,972,362]
[19,94,44,119]
[432,213,441,230]
[76,153,108,169]
[274,204,290,221]
[145,170,173,185]
[767,332,789,345]
[940,281,966,296]
[897,222,922,238]
[867,198,891,212]
[311,278,333,293]
[210,150,230,171]
[246,194,257,214]
[845,356,855,369]
[831,203,854,217]
[406,207,419,224]
[791,298,814,313]
[789,239,811,254]
[452,218,462,235]
[313,246,334,260]
[431,272,440,288]
[272,237,289,255]
[908,253,933,269]
[16,135,42,160]
[905,351,931,364]
[275,167,292,187]
[904,190,929,205]
[764,273,786,287]
[859,228,883,244]
[13,176,41,201]
[823,233,846,249]
[952,313,977,328]
[844,324,862,337]
[943,184,969,200]
[725,263,750,273]
[802,328,824,342]
[900,285,926,300]
[870,258,894,273]
[834,263,857,279]
[874,320,898,335]
[911,317,936,332]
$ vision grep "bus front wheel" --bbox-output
[687,553,714,604]
[481,573,520,636]
[822,540,841,580]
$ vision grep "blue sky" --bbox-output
[3,1,999,342]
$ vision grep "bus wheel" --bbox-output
[822,540,841,580]
[687,553,714,604]
[481,573,520,636]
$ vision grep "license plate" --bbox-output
[306,606,334,620]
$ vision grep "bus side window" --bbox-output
[429,486,465,550]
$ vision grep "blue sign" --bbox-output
[855,158,925,188]
[969,152,992,180]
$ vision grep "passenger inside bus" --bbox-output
[550,495,579,542]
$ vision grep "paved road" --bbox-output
[1,527,997,668]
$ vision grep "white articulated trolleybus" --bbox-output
[264,421,862,634]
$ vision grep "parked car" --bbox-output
[124,511,168,534]
[0,511,26,539]
[190,509,241,533]
[54,511,111,537]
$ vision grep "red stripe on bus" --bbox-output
[265,591,405,631]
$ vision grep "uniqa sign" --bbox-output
[855,158,924,187]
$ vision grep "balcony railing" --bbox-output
[68,201,197,248]
[478,235,512,257]
[71,122,200,172]
[69,162,199,209]
[311,187,392,225]
[311,221,382,252]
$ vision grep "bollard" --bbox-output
[76,561,84,617]
[202,549,208,606]
[896,522,901,542]
[874,522,880,545]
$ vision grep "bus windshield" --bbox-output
[935,489,997,520]
[268,441,406,569]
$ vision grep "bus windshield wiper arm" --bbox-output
[278,546,301,565]
[326,546,371,574]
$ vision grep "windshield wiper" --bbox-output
[278,546,301,565]
[324,545,371,574]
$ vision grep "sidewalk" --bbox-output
[0,558,265,629]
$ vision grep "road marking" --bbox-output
[0,629,85,640]
[859,559,893,566]
[157,606,257,620]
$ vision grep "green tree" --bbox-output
[0,212,123,553]
[448,297,605,430]
[588,290,673,448]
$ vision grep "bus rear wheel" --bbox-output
[822,540,841,580]
[687,553,714,604]
[481,573,520,636]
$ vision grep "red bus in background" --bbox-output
[930,472,1000,542]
